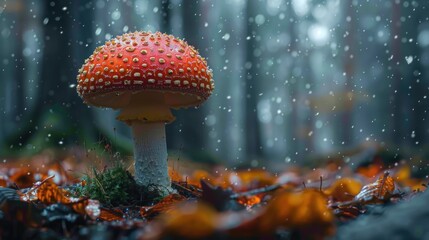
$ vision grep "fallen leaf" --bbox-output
[354,172,396,204]
[160,202,218,239]
[140,194,186,219]
[356,161,384,178]
[229,189,335,239]
[325,178,362,202]
[99,207,124,221]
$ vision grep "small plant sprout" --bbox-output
[76,31,214,191]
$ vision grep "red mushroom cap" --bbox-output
[76,31,214,109]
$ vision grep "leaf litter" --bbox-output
[0,147,428,239]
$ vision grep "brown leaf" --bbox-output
[9,168,40,188]
[354,172,396,204]
[356,161,384,178]
[20,177,100,219]
[140,194,186,219]
[36,182,70,204]
[99,208,124,221]
[0,176,10,187]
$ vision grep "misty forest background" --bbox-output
[1,0,429,167]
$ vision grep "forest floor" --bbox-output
[0,146,428,240]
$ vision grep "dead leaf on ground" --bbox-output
[140,194,186,219]
[228,189,335,239]
[354,172,396,204]
[158,202,218,239]
[325,177,362,202]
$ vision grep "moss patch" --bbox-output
[76,164,169,206]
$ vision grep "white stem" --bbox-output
[131,122,171,188]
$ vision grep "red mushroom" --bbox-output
[76,31,214,191]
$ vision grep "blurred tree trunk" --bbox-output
[408,2,426,147]
[173,0,206,153]
[244,0,262,160]
[287,4,299,157]
[6,0,96,151]
[13,0,25,124]
[391,0,402,145]
[342,0,356,146]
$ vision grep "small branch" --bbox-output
[171,181,202,198]
[230,183,282,199]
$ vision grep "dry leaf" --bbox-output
[9,168,39,188]
[20,178,100,219]
[354,172,395,204]
[140,194,186,219]
[324,178,362,202]
[229,189,335,238]
[236,195,261,207]
[226,170,275,191]
[99,208,124,221]
[160,202,218,239]
[356,161,384,178]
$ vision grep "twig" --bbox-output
[320,176,323,192]
[171,181,202,198]
[21,175,55,201]
[230,183,282,199]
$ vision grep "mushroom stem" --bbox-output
[131,121,171,189]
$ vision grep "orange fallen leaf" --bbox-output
[140,194,186,219]
[20,176,100,218]
[0,176,9,187]
[394,165,411,182]
[36,181,70,204]
[226,170,275,191]
[229,189,335,239]
[159,202,218,239]
[236,195,261,207]
[354,172,395,204]
[99,208,124,221]
[356,160,384,178]
[9,168,39,188]
[324,178,362,202]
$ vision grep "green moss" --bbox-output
[76,164,138,206]
[75,163,170,206]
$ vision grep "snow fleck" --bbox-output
[111,10,121,20]
[405,56,413,64]
[95,27,102,36]
[222,33,230,41]
[255,14,265,25]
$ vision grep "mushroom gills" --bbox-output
[117,91,175,124]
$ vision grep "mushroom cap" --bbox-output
[76,31,214,109]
